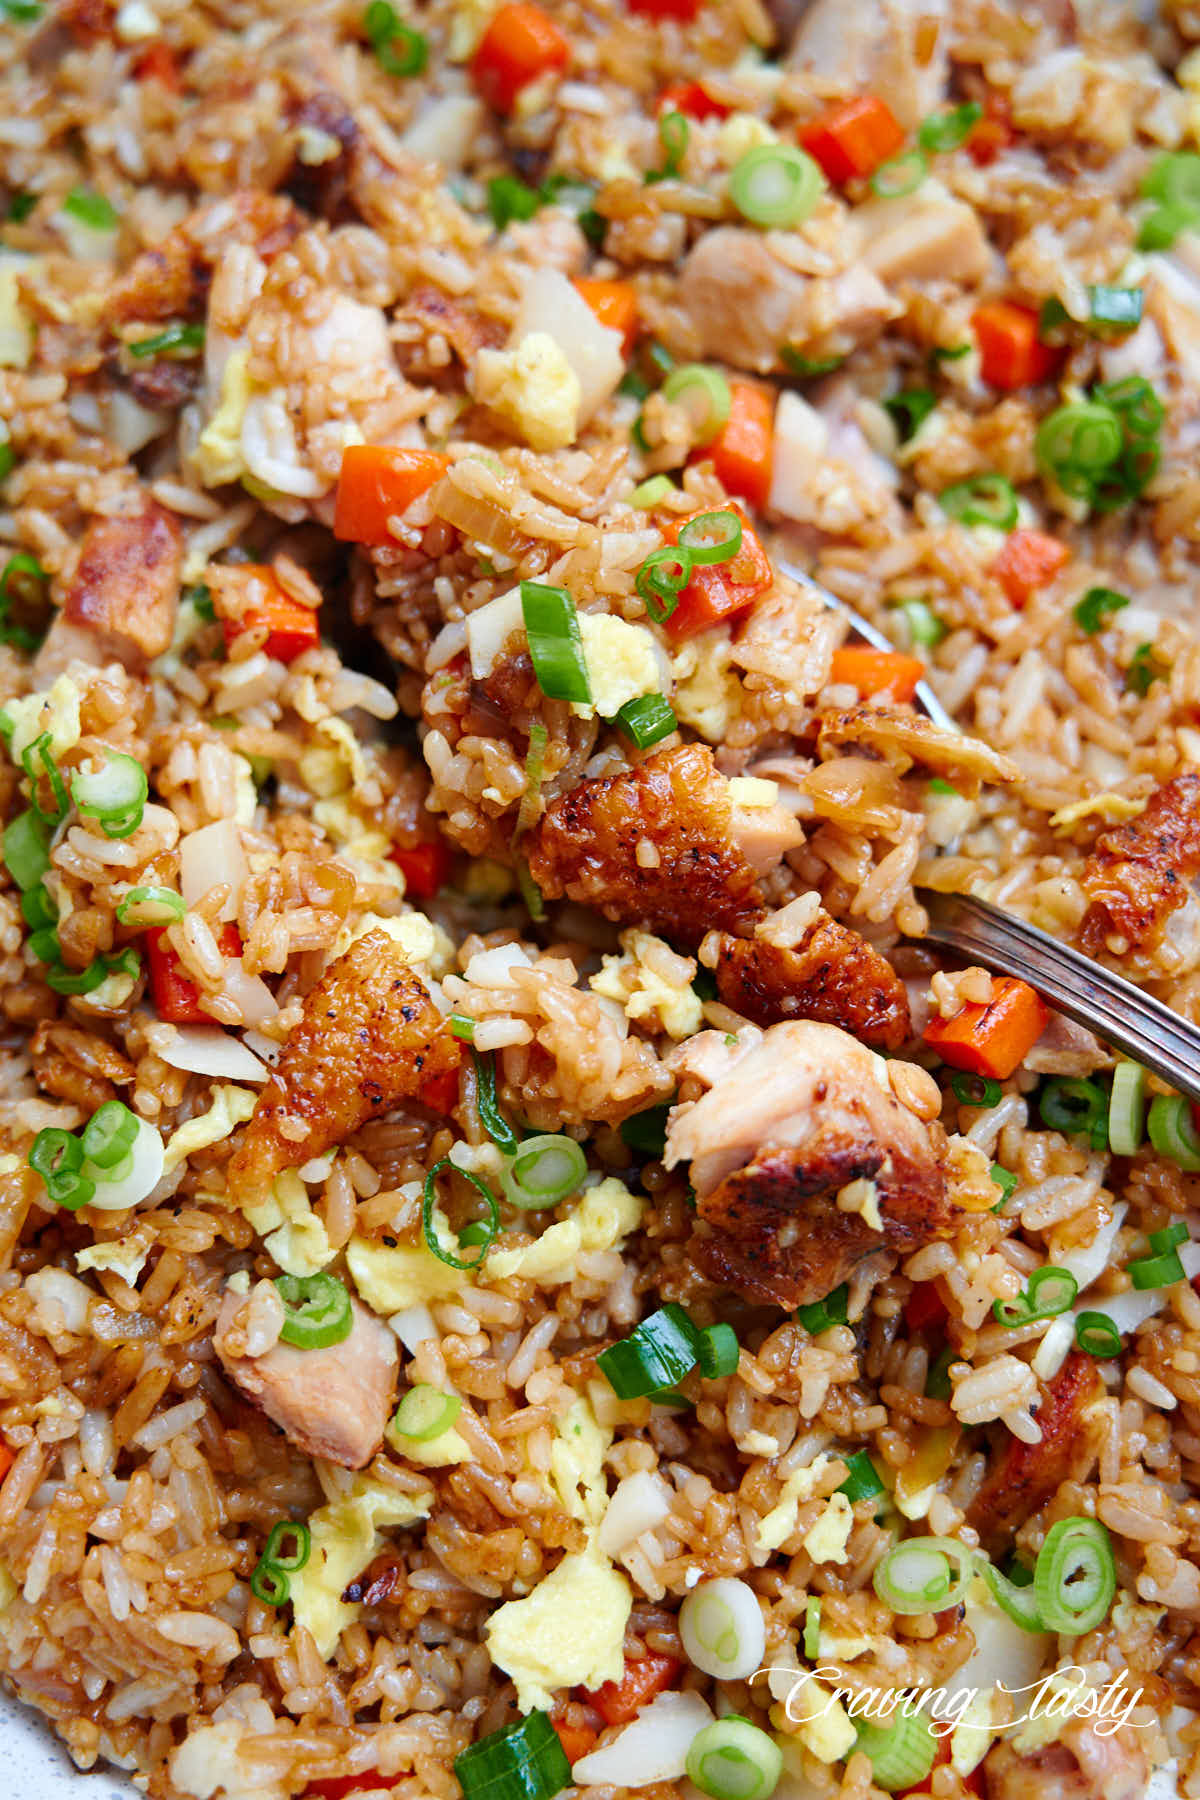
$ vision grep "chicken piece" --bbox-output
[214,1289,398,1469]
[983,1717,1146,1800]
[677,229,897,375]
[713,918,911,1050]
[817,707,1019,792]
[1024,1011,1111,1077]
[1079,773,1200,953]
[401,284,506,366]
[784,0,948,128]
[665,1020,950,1307]
[227,930,461,1205]
[967,1351,1103,1555]
[526,744,801,947]
[56,499,182,663]
[844,183,991,287]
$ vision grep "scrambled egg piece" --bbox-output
[671,630,741,742]
[346,1216,467,1311]
[311,795,391,861]
[0,252,35,369]
[486,1177,642,1284]
[485,1541,631,1711]
[244,1169,336,1280]
[716,113,779,163]
[192,347,252,486]
[171,1720,282,1800]
[1049,792,1147,831]
[802,1492,853,1565]
[333,908,456,975]
[550,1393,611,1524]
[387,1417,472,1467]
[727,775,779,809]
[756,1454,834,1554]
[448,0,492,59]
[575,615,665,720]
[2,674,82,762]
[769,1661,857,1765]
[591,929,701,1040]
[288,1473,433,1660]
[76,1238,150,1286]
[163,1084,256,1173]
[474,333,581,452]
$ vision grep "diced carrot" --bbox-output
[991,529,1069,608]
[799,95,905,185]
[704,380,775,513]
[828,645,925,703]
[657,80,728,121]
[221,567,320,663]
[333,445,450,546]
[305,1776,386,1800]
[389,840,454,900]
[971,301,1060,391]
[147,923,242,1025]
[133,41,181,88]
[419,1065,461,1115]
[967,92,1015,167]
[627,0,699,19]
[581,1650,681,1726]
[551,1718,600,1765]
[471,2,570,114]
[572,278,639,356]
[903,1282,949,1336]
[923,975,1050,1082]
[659,505,773,642]
[0,1443,14,1484]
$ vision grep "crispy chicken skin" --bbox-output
[1080,773,1200,952]
[56,499,183,663]
[713,920,911,1050]
[526,743,797,946]
[967,1351,1103,1554]
[227,930,461,1204]
[983,1717,1146,1800]
[665,1021,949,1307]
[214,1290,398,1470]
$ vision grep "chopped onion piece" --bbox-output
[572,1690,715,1787]
[389,1304,439,1353]
[156,1027,269,1082]
[680,1576,766,1679]
[597,1470,673,1555]
[179,819,247,923]
[218,964,279,1026]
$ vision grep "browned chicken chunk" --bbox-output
[712,917,911,1050]
[58,499,183,662]
[967,1351,1103,1554]
[983,1717,1146,1800]
[227,930,461,1204]
[214,1290,398,1469]
[525,743,800,947]
[1080,773,1200,953]
[665,1020,950,1307]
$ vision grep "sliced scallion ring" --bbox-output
[613,694,676,748]
[455,1712,571,1800]
[274,1271,353,1349]
[837,1449,885,1503]
[392,1384,463,1441]
[1039,1076,1109,1148]
[686,1717,782,1800]
[422,1158,500,1271]
[115,885,186,928]
[1033,1516,1115,1636]
[695,1321,739,1378]
[80,1100,138,1171]
[802,1596,821,1659]
[854,1712,936,1793]
[1075,1311,1121,1358]
[520,581,591,706]
[261,1519,311,1572]
[1147,1093,1200,1173]
[21,732,68,826]
[28,1127,94,1211]
[728,143,825,229]
[1107,1060,1146,1156]
[870,148,927,198]
[992,1264,1078,1327]
[981,1554,1044,1632]
[677,508,742,565]
[918,101,982,153]
[661,365,731,445]
[472,1050,519,1156]
[940,472,1018,530]
[71,751,149,840]
[596,1302,702,1399]
[872,1536,974,1615]
[501,1133,586,1210]
[635,544,693,624]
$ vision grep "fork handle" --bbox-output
[916,889,1200,1106]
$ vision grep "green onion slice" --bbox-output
[46,946,139,996]
[472,1050,519,1156]
[64,187,119,231]
[630,474,676,508]
[364,0,428,74]
[71,752,149,840]
[597,1302,702,1399]
[487,174,541,230]
[891,597,945,649]
[81,1100,138,1171]
[1151,1221,1189,1252]
[918,101,982,153]
[992,1264,1078,1328]
[981,1555,1044,1632]
[1087,285,1143,332]
[1107,1060,1146,1156]
[661,365,731,445]
[1143,150,1200,205]
[20,884,57,931]
[677,508,742,565]
[0,551,49,650]
[695,1321,739,1378]
[262,1519,311,1572]
[686,1717,782,1800]
[455,1712,571,1800]
[780,348,843,378]
[115,885,186,928]
[1138,201,1200,251]
[4,808,50,891]
[619,1099,673,1157]
[422,1159,500,1270]
[646,108,689,184]
[1073,586,1129,634]
[989,1163,1019,1205]
[883,388,936,443]
[274,1272,353,1349]
[393,1384,463,1441]
[729,144,825,228]
[249,1559,290,1608]
[939,473,1018,530]
[950,1071,1001,1108]
[1129,1245,1186,1291]
[925,1345,955,1400]
[520,581,591,706]
[0,442,14,483]
[128,321,205,358]
[501,1133,586,1210]
[515,719,548,837]
[1093,376,1165,440]
[635,544,693,625]
[870,148,927,198]
[1075,1311,1121,1358]
[449,1014,476,1041]
[837,1449,885,1503]
[1033,1516,1115,1636]
[613,694,676,748]
[1035,401,1124,500]
[28,1127,94,1210]
[1147,1094,1200,1173]
[795,1283,848,1334]
[873,1535,974,1615]
[21,731,68,826]
[803,1596,821,1659]
[1039,1076,1109,1148]
[854,1712,936,1793]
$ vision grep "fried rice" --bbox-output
[2,0,1200,1796]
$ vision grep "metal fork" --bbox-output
[777,557,1200,1102]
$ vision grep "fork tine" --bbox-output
[917,888,1200,1106]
